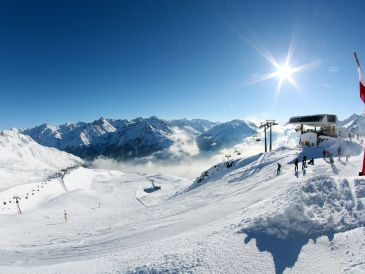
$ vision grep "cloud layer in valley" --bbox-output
[91,124,299,179]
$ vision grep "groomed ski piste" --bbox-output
[1,130,365,274]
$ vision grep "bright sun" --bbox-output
[276,64,293,81]
[244,34,319,96]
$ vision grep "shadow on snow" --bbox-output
[242,229,334,274]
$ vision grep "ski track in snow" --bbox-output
[1,133,365,273]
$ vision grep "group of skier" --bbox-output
[292,155,315,173]
[276,155,314,175]
[283,145,351,175]
[322,150,334,164]
[322,146,350,163]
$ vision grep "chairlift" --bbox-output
[148,178,161,191]
[255,138,261,142]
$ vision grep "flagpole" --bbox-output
[353,52,365,176]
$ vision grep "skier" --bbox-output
[276,163,281,175]
[301,156,307,170]
[14,196,21,214]
[346,154,350,163]
[329,153,334,165]
[294,159,299,172]
[322,150,326,159]
[338,146,342,160]
[308,158,314,165]
[64,209,68,223]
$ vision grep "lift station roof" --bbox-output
[288,114,338,125]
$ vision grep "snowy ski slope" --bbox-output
[1,132,365,273]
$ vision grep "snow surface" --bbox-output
[0,130,83,192]
[1,131,365,273]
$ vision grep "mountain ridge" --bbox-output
[20,117,228,160]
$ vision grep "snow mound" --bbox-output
[355,178,365,198]
[127,254,204,274]
[239,174,365,274]
[241,174,365,238]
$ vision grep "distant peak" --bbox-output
[148,115,161,120]
[93,117,110,124]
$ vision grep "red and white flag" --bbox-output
[354,52,365,104]
[354,52,365,176]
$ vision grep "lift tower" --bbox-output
[259,120,278,152]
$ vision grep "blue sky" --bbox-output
[0,0,364,129]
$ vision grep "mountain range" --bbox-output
[337,113,365,136]
[16,113,364,161]
[20,117,257,160]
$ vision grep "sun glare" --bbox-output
[276,64,293,81]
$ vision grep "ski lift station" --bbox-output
[288,114,338,146]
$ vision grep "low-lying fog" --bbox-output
[91,125,299,179]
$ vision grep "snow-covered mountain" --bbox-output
[19,117,229,159]
[0,129,83,191]
[169,119,219,136]
[196,119,257,151]
[21,117,172,159]
[21,112,365,161]
[338,113,365,136]
[102,116,176,159]
[21,118,126,156]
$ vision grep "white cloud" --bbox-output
[328,66,340,73]
[91,124,300,179]
[322,83,332,89]
[91,154,222,179]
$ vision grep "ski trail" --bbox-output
[58,177,69,193]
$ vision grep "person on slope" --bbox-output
[276,163,281,175]
[308,158,314,165]
[338,146,342,160]
[322,150,326,159]
[294,159,299,172]
[301,156,307,170]
[64,210,68,223]
[14,196,21,214]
